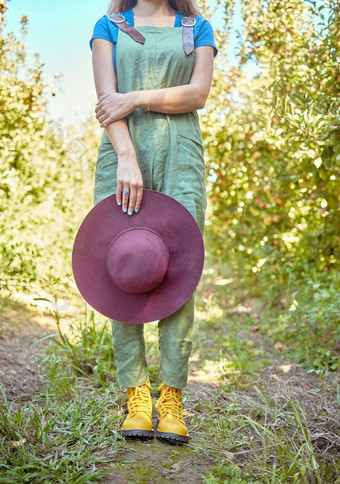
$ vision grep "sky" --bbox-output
[4,0,226,127]
[5,0,113,125]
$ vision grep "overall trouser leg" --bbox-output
[158,290,197,389]
[111,320,149,388]
[107,200,204,389]
[154,202,205,389]
[111,293,197,389]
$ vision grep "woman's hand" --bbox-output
[116,151,144,215]
[95,92,138,127]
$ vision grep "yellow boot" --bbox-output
[155,382,189,444]
[121,380,154,440]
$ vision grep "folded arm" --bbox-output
[92,38,135,156]
[92,38,143,214]
[96,45,215,126]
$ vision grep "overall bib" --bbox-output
[94,20,207,389]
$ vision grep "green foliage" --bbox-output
[35,302,116,394]
[1,1,339,482]
[0,3,99,291]
[0,302,125,482]
[0,384,127,483]
[203,0,340,282]
[197,385,339,484]
[262,267,340,373]
[203,461,254,483]
[205,255,340,375]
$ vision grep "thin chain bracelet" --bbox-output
[145,90,151,114]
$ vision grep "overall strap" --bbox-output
[182,16,196,55]
[108,13,146,44]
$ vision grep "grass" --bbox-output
[0,258,339,483]
[193,313,273,391]
[35,300,116,385]
[202,258,340,377]
[193,385,340,483]
[117,461,162,483]
[0,304,128,483]
[257,267,340,376]
[243,389,323,482]
[0,384,128,483]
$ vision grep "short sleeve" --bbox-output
[194,18,218,57]
[89,16,118,51]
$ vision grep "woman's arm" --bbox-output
[92,38,143,215]
[96,46,215,126]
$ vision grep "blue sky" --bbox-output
[5,0,112,125]
[4,0,225,126]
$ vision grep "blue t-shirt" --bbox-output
[89,10,218,72]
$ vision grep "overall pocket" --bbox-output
[175,133,207,209]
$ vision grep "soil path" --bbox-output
[0,296,338,483]
[0,298,56,402]
[100,363,338,483]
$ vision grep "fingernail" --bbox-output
[135,209,139,213]
[117,202,121,206]
[128,211,133,216]
[123,208,127,213]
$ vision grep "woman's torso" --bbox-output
[96,9,207,229]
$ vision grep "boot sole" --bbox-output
[121,429,154,440]
[156,430,189,445]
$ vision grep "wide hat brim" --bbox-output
[72,189,205,324]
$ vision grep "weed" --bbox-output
[117,461,161,483]
[0,384,128,483]
[203,459,258,483]
[34,301,116,387]
[196,383,339,484]
[206,258,340,376]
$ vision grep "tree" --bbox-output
[202,0,340,284]
[0,1,99,292]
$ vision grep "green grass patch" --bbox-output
[0,305,129,483]
[195,385,340,483]
[1,263,339,483]
[0,384,128,483]
[203,258,340,377]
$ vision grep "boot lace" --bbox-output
[157,384,184,421]
[128,382,151,416]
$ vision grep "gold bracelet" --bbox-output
[145,90,151,114]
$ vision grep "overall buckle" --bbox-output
[108,13,126,24]
[182,17,196,27]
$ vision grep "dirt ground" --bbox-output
[0,299,56,403]
[0,296,339,483]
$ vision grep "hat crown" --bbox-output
[106,227,169,294]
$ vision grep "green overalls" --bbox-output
[94,18,207,389]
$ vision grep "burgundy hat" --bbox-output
[72,189,205,324]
